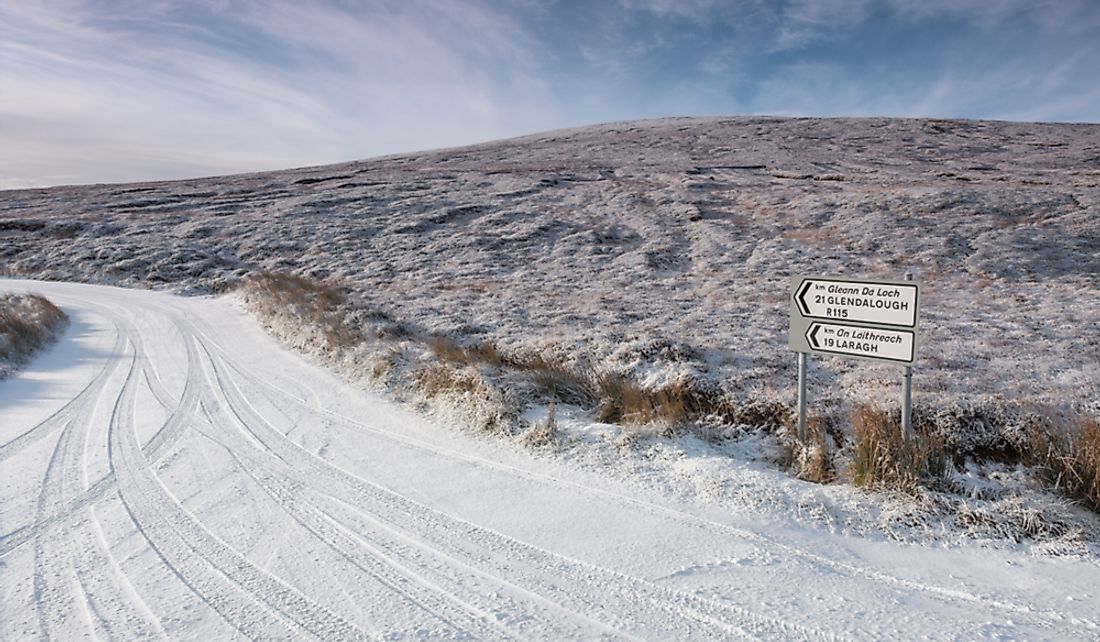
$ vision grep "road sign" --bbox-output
[793,277,918,328]
[789,275,921,366]
[789,274,922,442]
[804,322,915,365]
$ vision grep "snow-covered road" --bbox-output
[1,280,1097,641]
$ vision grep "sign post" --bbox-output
[789,274,921,440]
[797,352,808,441]
[901,273,914,440]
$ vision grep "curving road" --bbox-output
[1,280,1098,641]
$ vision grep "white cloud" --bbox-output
[770,0,1100,51]
[1,0,1096,188]
[0,0,559,187]
[617,0,725,20]
[774,0,874,50]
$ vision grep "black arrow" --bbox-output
[807,323,821,348]
[795,279,812,317]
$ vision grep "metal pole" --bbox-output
[902,272,914,441]
[902,366,913,441]
[797,352,808,442]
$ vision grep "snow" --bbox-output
[2,117,1097,442]
[2,278,1099,640]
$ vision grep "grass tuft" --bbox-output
[782,416,835,484]
[429,335,469,364]
[851,405,946,493]
[0,293,69,378]
[595,373,652,424]
[522,400,558,448]
[1031,414,1100,512]
[238,271,359,351]
[504,352,593,406]
[594,374,725,428]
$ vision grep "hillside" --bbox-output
[4,116,1097,427]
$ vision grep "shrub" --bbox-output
[0,293,69,378]
[595,373,656,424]
[521,400,557,448]
[237,271,359,351]
[851,405,946,492]
[782,416,834,484]
[1031,414,1100,512]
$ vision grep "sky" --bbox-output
[2,0,1098,189]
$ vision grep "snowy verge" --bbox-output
[234,271,1100,554]
[0,292,69,379]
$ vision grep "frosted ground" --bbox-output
[3,118,1100,639]
[2,117,1099,543]
[1,279,1099,640]
[3,118,1096,419]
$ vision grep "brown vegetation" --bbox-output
[235,272,1100,518]
[1031,414,1100,512]
[238,272,359,352]
[782,416,835,484]
[0,293,69,377]
[851,405,946,492]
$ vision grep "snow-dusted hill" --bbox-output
[1,279,1098,640]
[2,118,1100,638]
[2,117,1097,435]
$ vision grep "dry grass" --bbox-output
[593,374,698,427]
[1031,414,1100,512]
[594,375,741,429]
[509,353,594,406]
[521,400,557,448]
[429,335,470,364]
[425,335,752,435]
[782,416,835,484]
[415,362,485,398]
[237,272,790,440]
[425,334,786,436]
[0,293,69,377]
[430,336,508,368]
[238,271,359,352]
[594,373,653,424]
[851,405,946,492]
[414,360,514,435]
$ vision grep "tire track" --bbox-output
[0,315,126,462]
[28,316,163,641]
[2,315,202,558]
[197,405,529,642]
[196,392,621,642]
[207,321,1100,637]
[106,340,372,641]
[202,341,817,641]
[191,341,537,640]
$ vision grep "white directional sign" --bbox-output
[793,277,918,328]
[789,275,921,366]
[804,322,915,365]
